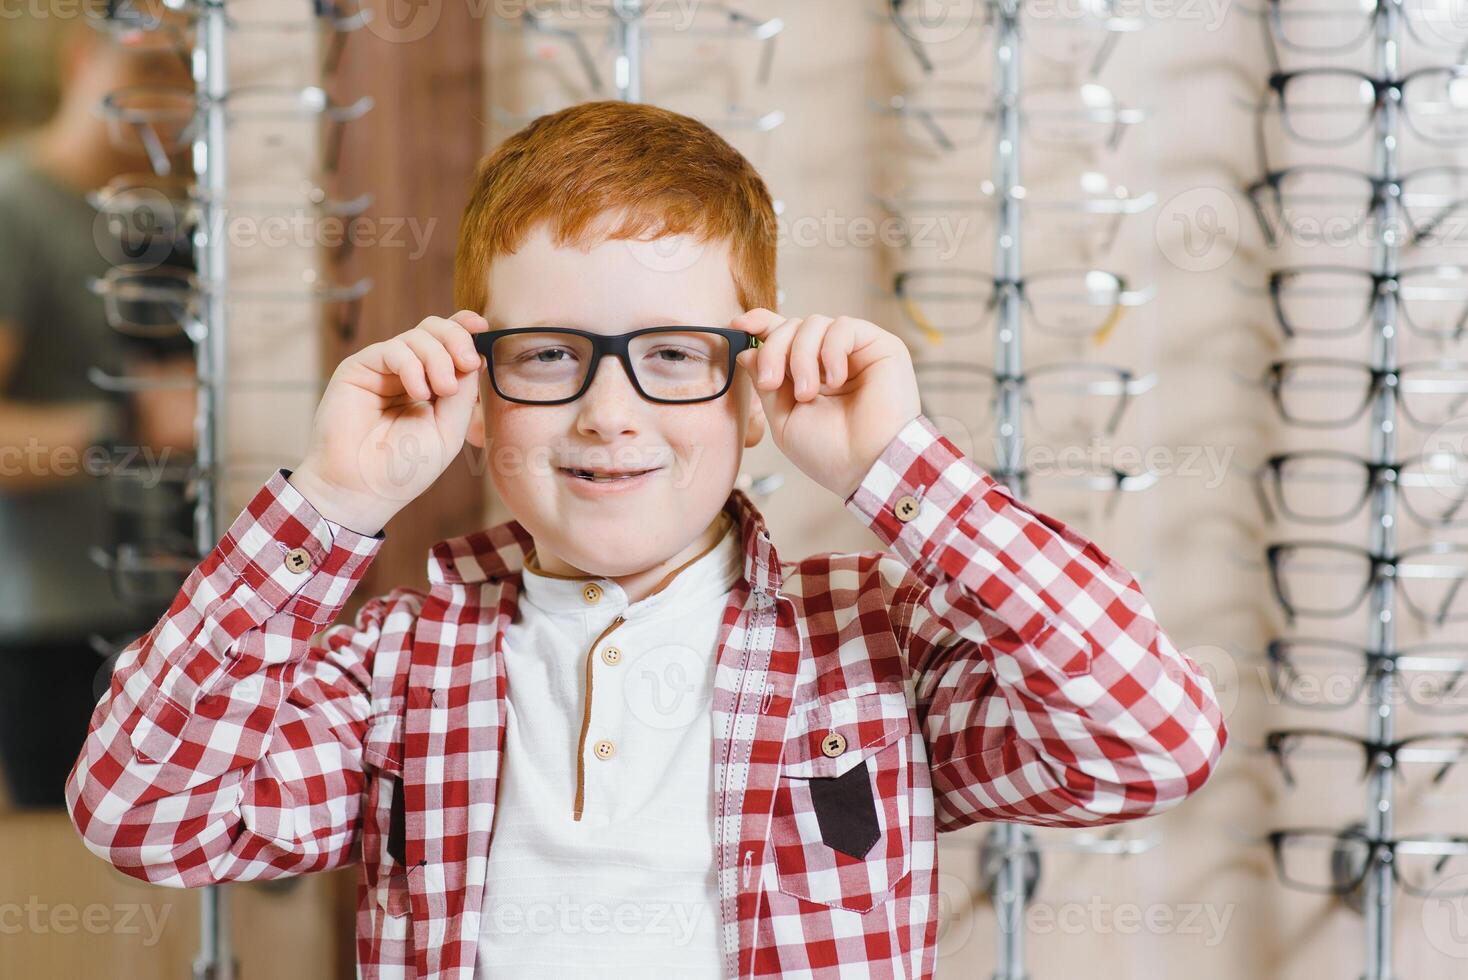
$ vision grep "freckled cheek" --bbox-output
[664,417,742,489]
[483,405,568,489]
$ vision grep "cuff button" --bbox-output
[284,547,313,574]
[894,495,921,523]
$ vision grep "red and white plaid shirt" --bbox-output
[66,412,1226,979]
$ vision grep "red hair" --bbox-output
[454,100,778,315]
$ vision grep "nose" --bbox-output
[574,352,642,438]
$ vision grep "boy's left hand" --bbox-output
[733,308,923,501]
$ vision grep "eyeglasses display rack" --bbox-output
[84,2,377,976]
[1240,1,1468,978]
[876,3,1163,979]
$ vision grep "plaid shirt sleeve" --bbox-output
[845,413,1227,831]
[65,468,402,886]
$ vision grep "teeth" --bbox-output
[569,468,643,482]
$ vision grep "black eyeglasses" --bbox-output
[1258,67,1468,148]
[1263,727,1468,788]
[1267,825,1468,898]
[1261,265,1468,341]
[1265,637,1468,713]
[1253,449,1468,528]
[1254,358,1468,430]
[1246,165,1468,250]
[1265,539,1468,625]
[474,326,762,405]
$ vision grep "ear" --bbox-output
[466,407,486,449]
[465,374,489,449]
[743,378,766,449]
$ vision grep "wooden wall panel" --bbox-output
[325,3,489,606]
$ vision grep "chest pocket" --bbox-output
[362,705,410,919]
[770,687,915,914]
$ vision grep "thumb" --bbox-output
[735,348,766,400]
[735,347,759,379]
[735,346,788,423]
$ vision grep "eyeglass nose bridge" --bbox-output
[578,336,645,403]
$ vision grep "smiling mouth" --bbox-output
[559,466,660,483]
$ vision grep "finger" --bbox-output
[735,346,758,379]
[730,307,784,339]
[788,315,833,402]
[420,315,483,374]
[754,316,802,391]
[342,362,408,399]
[840,315,907,376]
[379,338,432,402]
[345,339,413,395]
[820,317,858,392]
[448,309,489,333]
[402,328,461,398]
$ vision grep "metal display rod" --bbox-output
[989,3,1032,979]
[1362,5,1400,979]
[612,0,643,102]
[191,0,235,977]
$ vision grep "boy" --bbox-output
[66,101,1226,979]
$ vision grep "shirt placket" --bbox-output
[573,589,629,823]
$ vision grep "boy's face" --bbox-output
[466,220,766,579]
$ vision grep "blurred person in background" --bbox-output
[0,15,196,807]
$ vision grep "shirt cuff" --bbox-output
[844,413,997,569]
[843,412,1064,649]
[217,468,385,626]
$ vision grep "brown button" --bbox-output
[582,583,603,604]
[593,738,615,760]
[284,547,312,573]
[894,495,921,523]
[820,731,847,758]
[601,646,622,666]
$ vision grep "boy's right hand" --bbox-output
[287,311,489,537]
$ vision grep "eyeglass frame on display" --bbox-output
[912,359,1156,439]
[1251,357,1468,430]
[1262,727,1468,787]
[1252,448,1468,529]
[1258,265,1468,341]
[1265,825,1468,898]
[1255,66,1468,150]
[1264,636,1468,714]
[1264,538,1468,625]
[1260,0,1468,59]
[1245,164,1468,249]
[884,0,1141,78]
[893,266,1151,345]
